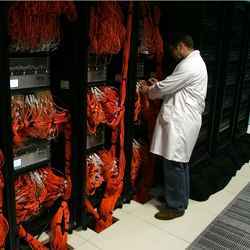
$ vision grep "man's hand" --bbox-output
[138,80,147,86]
[148,77,158,86]
[140,84,150,95]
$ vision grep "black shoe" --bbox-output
[154,209,185,220]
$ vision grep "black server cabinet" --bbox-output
[191,3,225,165]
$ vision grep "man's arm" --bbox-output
[148,64,195,100]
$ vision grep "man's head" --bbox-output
[169,33,194,61]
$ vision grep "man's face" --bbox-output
[170,43,183,61]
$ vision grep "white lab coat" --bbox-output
[148,50,207,163]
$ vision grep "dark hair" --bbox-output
[169,33,194,49]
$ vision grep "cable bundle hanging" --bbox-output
[15,167,68,224]
[134,82,143,123]
[140,2,164,79]
[15,166,69,249]
[8,1,77,52]
[95,2,133,232]
[11,90,69,145]
[84,152,105,222]
[18,225,48,250]
[95,150,120,232]
[132,82,160,203]
[130,140,145,191]
[89,1,126,55]
[99,86,120,128]
[84,2,132,233]
[84,149,120,232]
[50,122,72,250]
[86,153,104,196]
[50,201,70,250]
[87,86,120,134]
[0,150,9,249]
[87,88,107,134]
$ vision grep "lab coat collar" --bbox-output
[186,50,200,59]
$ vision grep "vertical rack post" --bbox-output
[122,3,139,203]
[70,3,90,229]
[0,4,18,250]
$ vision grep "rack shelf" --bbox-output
[13,139,51,173]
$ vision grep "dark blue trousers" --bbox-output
[162,159,190,212]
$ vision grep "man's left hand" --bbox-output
[140,84,150,95]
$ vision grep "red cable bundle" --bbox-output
[8,1,77,52]
[87,89,106,135]
[130,140,144,190]
[95,149,121,232]
[83,149,120,232]
[11,90,69,145]
[86,153,104,196]
[18,225,48,250]
[15,166,70,249]
[133,93,160,203]
[63,122,73,202]
[98,86,120,128]
[15,167,68,224]
[0,150,9,249]
[96,3,133,230]
[50,201,70,250]
[134,82,143,122]
[89,1,126,55]
[95,2,133,232]
[87,86,120,134]
[50,121,73,250]
[141,2,164,79]
[84,2,133,233]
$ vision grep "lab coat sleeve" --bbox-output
[148,64,195,100]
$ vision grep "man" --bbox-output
[140,33,207,220]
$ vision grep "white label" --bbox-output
[14,158,22,168]
[60,80,70,90]
[10,79,19,88]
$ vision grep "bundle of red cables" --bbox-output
[140,2,164,79]
[87,86,120,134]
[133,88,161,203]
[15,166,69,249]
[84,149,120,232]
[15,167,68,224]
[130,140,145,191]
[134,82,143,123]
[8,1,77,52]
[16,117,72,249]
[0,150,9,249]
[86,153,105,196]
[12,90,69,145]
[84,1,133,232]
[89,2,126,55]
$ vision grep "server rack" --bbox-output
[191,3,225,165]
[0,4,81,249]
[233,5,250,139]
[77,3,130,231]
[123,2,167,203]
[218,4,246,149]
[210,3,247,154]
[0,4,17,249]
